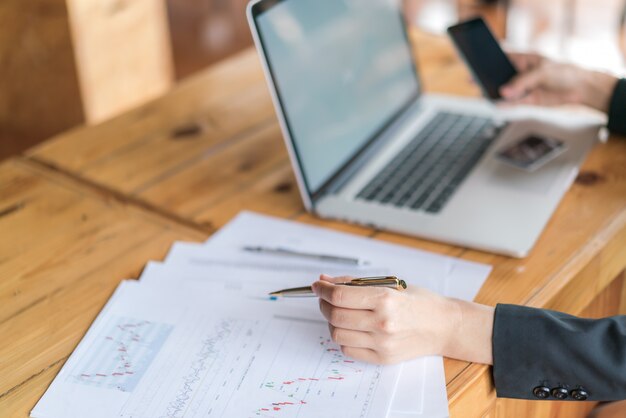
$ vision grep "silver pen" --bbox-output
[243,246,370,266]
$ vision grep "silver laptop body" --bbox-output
[247,0,602,258]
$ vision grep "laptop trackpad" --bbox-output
[485,121,597,196]
[487,158,568,195]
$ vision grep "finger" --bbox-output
[500,68,545,100]
[506,52,531,71]
[319,274,353,284]
[506,92,541,106]
[516,90,566,107]
[499,87,543,106]
[312,279,385,310]
[507,52,543,72]
[517,92,543,106]
[328,324,375,349]
[319,300,377,331]
[341,346,380,363]
[340,346,391,365]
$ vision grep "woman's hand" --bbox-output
[500,52,617,113]
[312,275,495,365]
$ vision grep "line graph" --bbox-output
[119,315,393,418]
[69,316,172,392]
[252,333,379,418]
[164,320,233,417]
[120,317,259,418]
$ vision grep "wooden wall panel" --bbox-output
[66,0,173,123]
[0,0,85,161]
[166,0,251,78]
[0,0,173,161]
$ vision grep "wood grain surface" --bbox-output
[2,29,626,417]
[0,159,206,414]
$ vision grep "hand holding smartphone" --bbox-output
[447,17,517,100]
[447,19,568,171]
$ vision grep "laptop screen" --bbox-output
[253,0,420,195]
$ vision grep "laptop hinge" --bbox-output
[315,98,423,201]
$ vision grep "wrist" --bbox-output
[440,299,494,365]
[581,70,618,113]
[439,297,463,359]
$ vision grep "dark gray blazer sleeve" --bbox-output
[608,78,626,135]
[492,304,626,402]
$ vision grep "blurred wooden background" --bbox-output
[1,0,625,162]
[166,0,626,78]
[0,0,173,161]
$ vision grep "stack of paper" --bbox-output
[33,212,492,418]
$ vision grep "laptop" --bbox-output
[247,0,602,258]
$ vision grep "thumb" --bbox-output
[500,68,544,100]
[507,52,543,72]
[312,275,346,297]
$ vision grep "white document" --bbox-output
[139,264,441,417]
[34,211,491,418]
[33,280,401,418]
[387,356,449,418]
[213,212,492,300]
[164,211,491,299]
[156,212,492,417]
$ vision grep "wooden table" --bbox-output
[2,30,625,418]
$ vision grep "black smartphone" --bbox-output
[447,17,518,100]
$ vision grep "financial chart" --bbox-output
[255,334,381,417]
[121,315,395,418]
[69,316,172,392]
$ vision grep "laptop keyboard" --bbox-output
[356,111,500,214]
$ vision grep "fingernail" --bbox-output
[320,274,332,280]
[311,282,320,295]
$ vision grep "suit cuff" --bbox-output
[491,304,589,401]
[492,304,538,400]
[492,304,626,401]
[608,78,626,135]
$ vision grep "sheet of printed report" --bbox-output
[32,212,492,418]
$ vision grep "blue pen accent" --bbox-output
[269,296,278,301]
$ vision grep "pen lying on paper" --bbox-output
[269,276,407,297]
[244,245,370,266]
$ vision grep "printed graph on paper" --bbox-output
[254,333,382,418]
[69,316,172,392]
[120,315,393,418]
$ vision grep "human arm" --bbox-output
[311,274,494,365]
[499,53,626,135]
[314,275,626,401]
